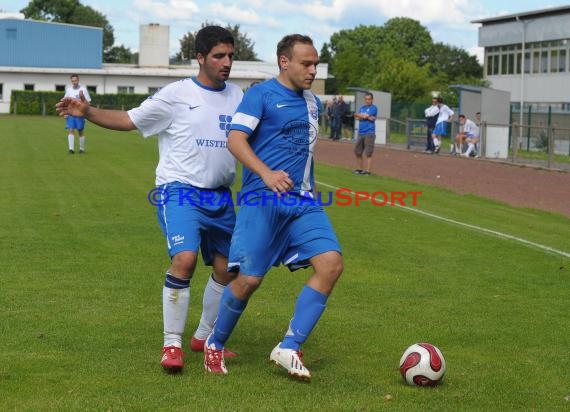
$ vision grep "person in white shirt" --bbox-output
[64,74,91,154]
[431,97,454,154]
[454,114,480,157]
[55,26,243,373]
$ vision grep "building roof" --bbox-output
[471,5,570,24]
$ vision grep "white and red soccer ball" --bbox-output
[399,343,446,386]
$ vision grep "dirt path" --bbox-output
[314,138,570,218]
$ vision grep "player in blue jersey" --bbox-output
[64,74,91,154]
[204,34,344,381]
[56,26,242,373]
[353,92,378,175]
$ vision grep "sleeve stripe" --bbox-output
[231,112,259,134]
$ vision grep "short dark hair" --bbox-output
[276,34,314,69]
[364,92,373,99]
[459,114,466,119]
[195,26,234,58]
[70,74,79,79]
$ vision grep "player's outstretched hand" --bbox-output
[262,170,293,197]
[55,90,90,118]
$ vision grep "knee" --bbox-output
[231,274,262,299]
[213,269,237,286]
[170,251,197,278]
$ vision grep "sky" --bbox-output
[1,0,569,64]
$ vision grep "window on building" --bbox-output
[532,51,540,73]
[0,83,3,100]
[24,84,34,91]
[540,51,548,73]
[87,86,97,94]
[524,52,531,74]
[117,86,134,94]
[501,54,508,75]
[550,50,559,73]
[516,52,522,74]
[148,87,160,95]
[55,85,65,92]
[559,49,567,72]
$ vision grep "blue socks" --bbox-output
[281,285,328,351]
[209,286,248,348]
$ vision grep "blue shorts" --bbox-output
[433,122,448,137]
[156,182,235,263]
[228,193,342,276]
[66,115,86,130]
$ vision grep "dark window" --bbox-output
[55,85,65,92]
[24,84,34,91]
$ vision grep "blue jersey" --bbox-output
[230,78,320,197]
[357,104,378,135]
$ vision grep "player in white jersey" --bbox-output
[204,34,343,381]
[64,74,91,154]
[432,96,454,154]
[454,114,480,157]
[56,26,243,373]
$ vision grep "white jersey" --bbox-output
[436,104,454,124]
[462,118,479,137]
[128,78,243,188]
[64,84,91,102]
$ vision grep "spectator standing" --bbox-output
[353,92,378,175]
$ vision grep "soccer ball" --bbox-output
[399,343,446,386]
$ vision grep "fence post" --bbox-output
[547,125,554,169]
[405,118,410,149]
[512,122,519,163]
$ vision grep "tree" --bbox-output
[104,44,135,64]
[174,22,258,63]
[427,42,483,81]
[381,17,433,66]
[322,18,484,102]
[20,0,115,55]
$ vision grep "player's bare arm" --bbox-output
[227,129,293,194]
[56,90,136,131]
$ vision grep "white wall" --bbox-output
[487,73,570,103]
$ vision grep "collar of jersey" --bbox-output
[191,77,227,92]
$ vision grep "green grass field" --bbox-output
[1,115,569,411]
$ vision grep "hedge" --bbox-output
[10,91,150,115]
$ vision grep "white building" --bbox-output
[472,5,570,111]
[0,19,328,114]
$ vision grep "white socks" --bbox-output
[68,135,85,152]
[163,286,190,348]
[193,274,226,340]
[433,137,440,147]
[465,143,475,156]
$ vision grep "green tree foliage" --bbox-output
[381,17,433,66]
[104,44,135,64]
[321,17,484,103]
[428,42,483,80]
[174,22,258,63]
[20,0,116,58]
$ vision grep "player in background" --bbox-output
[64,74,91,154]
[431,97,454,154]
[203,34,344,381]
[56,26,242,373]
[454,114,480,157]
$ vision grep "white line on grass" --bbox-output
[316,181,570,259]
